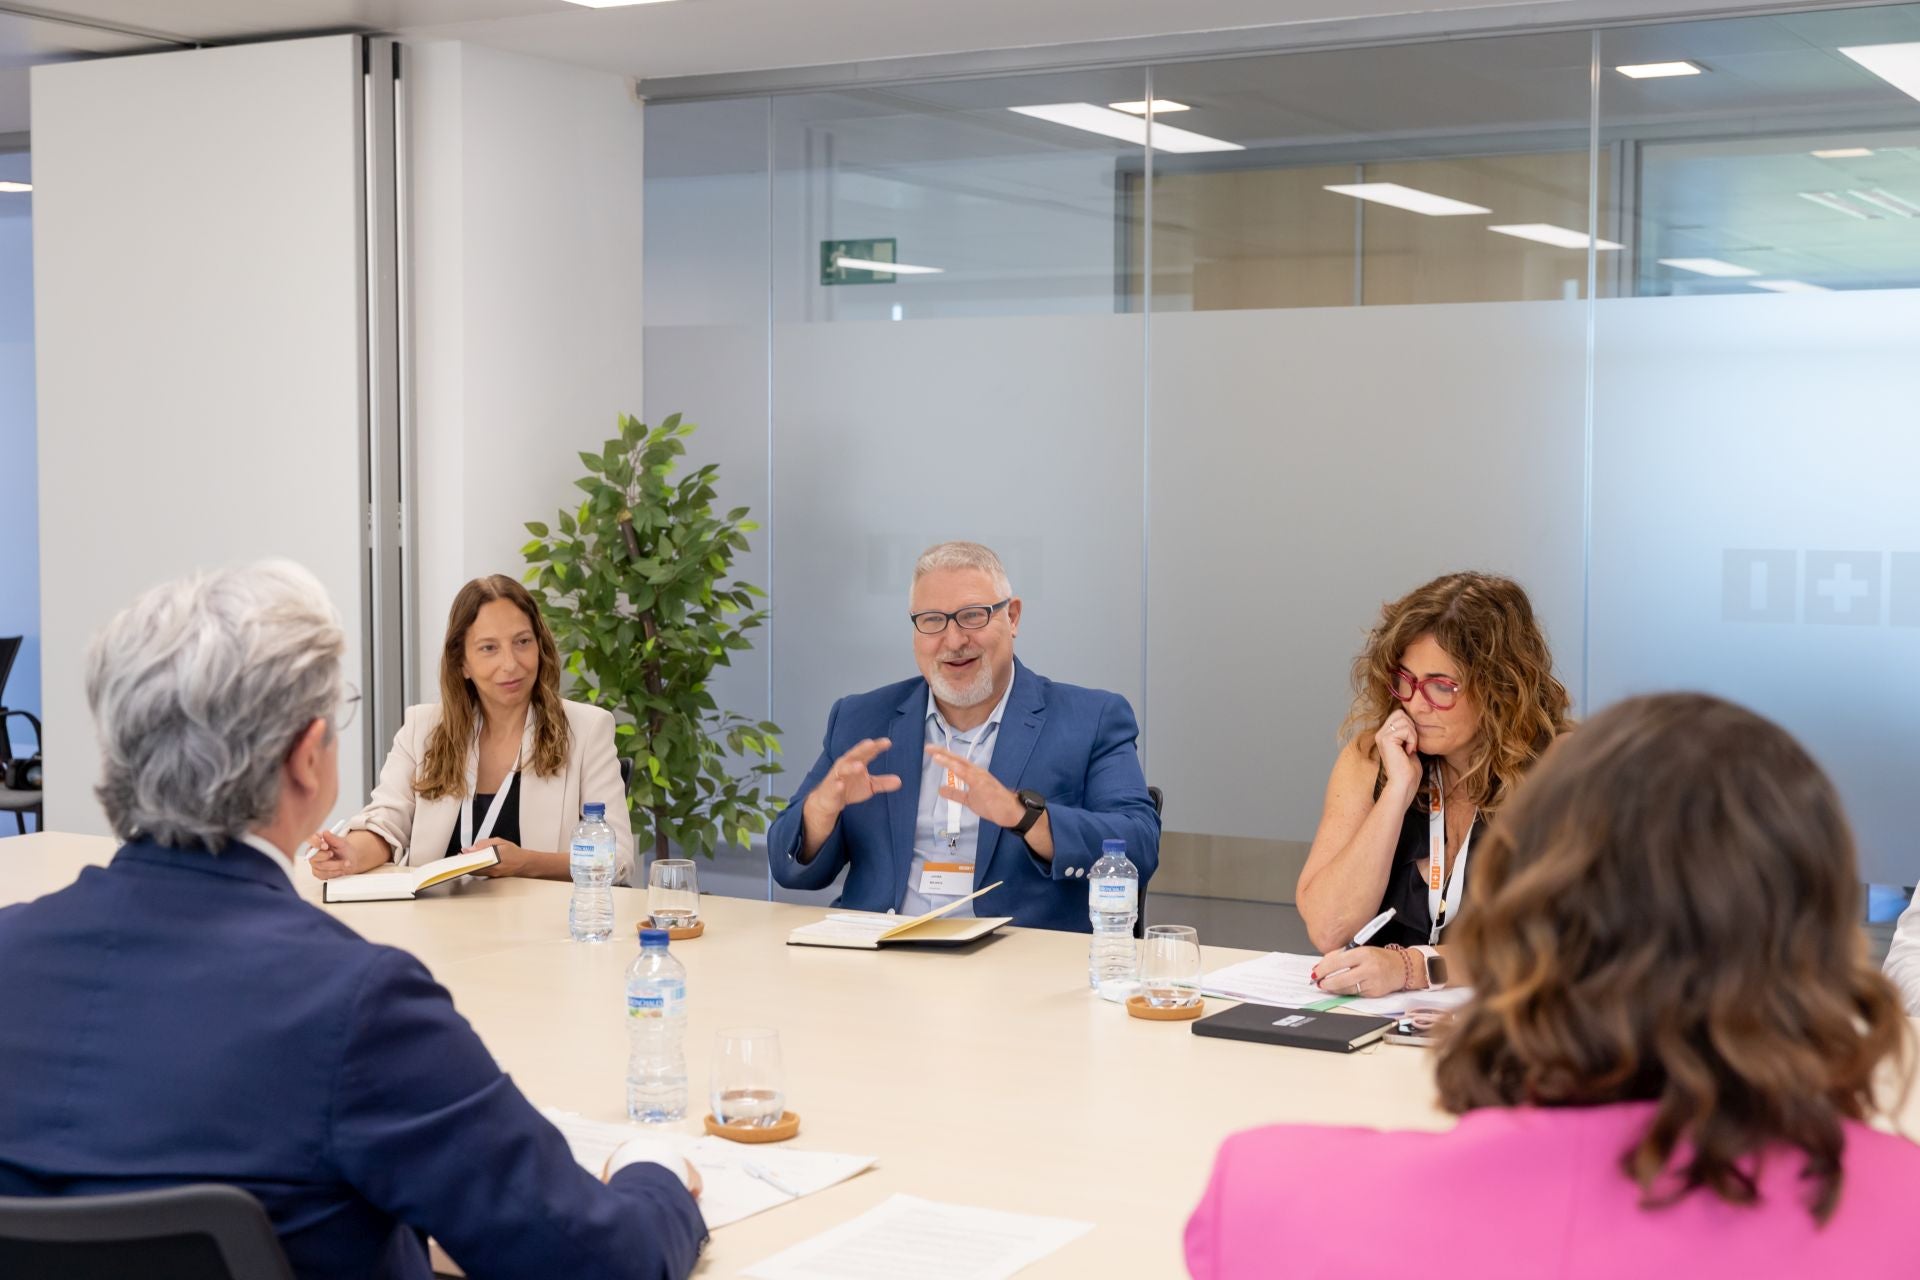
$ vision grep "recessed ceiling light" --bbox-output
[0,181,30,193]
[1841,42,1920,104]
[1658,257,1759,278]
[1108,100,1190,115]
[1811,148,1875,159]
[833,256,943,275]
[1749,279,1831,294]
[1488,224,1623,250]
[1615,61,1704,79]
[1848,188,1920,218]
[1798,190,1873,219]
[1009,103,1243,154]
[561,0,685,7]
[1323,183,1491,216]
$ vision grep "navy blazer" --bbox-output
[767,660,1160,931]
[0,839,706,1280]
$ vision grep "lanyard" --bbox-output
[937,718,996,848]
[462,714,527,850]
[1426,765,1474,946]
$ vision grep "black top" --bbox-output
[446,772,521,858]
[1369,758,1484,950]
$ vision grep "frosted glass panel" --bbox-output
[1588,290,1920,884]
[1147,303,1587,843]
[769,314,1146,829]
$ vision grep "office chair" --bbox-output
[0,637,41,835]
[619,754,634,795]
[0,1184,296,1280]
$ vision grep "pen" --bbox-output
[1342,908,1396,951]
[299,819,351,861]
[743,1161,801,1198]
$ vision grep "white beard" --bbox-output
[929,657,995,708]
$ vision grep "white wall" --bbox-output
[0,155,37,740]
[32,38,369,833]
[407,41,647,687]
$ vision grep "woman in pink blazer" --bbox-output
[1187,693,1919,1280]
[308,575,635,886]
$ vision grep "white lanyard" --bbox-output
[1426,766,1474,946]
[937,719,995,848]
[461,715,527,850]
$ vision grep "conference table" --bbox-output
[10,832,1915,1277]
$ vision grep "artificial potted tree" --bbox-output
[524,412,782,864]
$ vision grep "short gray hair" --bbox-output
[912,541,1012,597]
[87,560,345,850]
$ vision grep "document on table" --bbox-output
[539,1108,875,1231]
[1200,951,1473,1018]
[742,1194,1093,1280]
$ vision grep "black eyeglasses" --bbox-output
[909,598,1011,636]
[334,684,361,734]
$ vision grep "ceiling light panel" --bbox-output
[1488,224,1623,250]
[1615,61,1704,79]
[1840,42,1920,104]
[1008,104,1243,153]
[1657,257,1758,278]
[1108,100,1189,115]
[1323,183,1491,216]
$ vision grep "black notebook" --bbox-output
[1191,1003,1395,1053]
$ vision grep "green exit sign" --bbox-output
[821,238,901,286]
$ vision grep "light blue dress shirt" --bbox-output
[899,679,1014,917]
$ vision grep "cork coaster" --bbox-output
[704,1110,801,1143]
[1127,994,1204,1021]
[636,920,705,941]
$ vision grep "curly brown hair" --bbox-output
[1341,571,1571,814]
[415,575,570,800]
[1434,693,1910,1224]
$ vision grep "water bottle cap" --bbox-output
[638,928,669,948]
[583,802,606,820]
[1101,839,1125,854]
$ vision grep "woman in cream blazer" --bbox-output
[310,575,635,886]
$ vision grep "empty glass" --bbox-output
[711,1028,786,1128]
[1140,924,1203,1008]
[647,858,699,929]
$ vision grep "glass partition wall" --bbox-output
[644,4,1920,937]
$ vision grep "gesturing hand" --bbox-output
[923,745,1024,829]
[805,738,903,826]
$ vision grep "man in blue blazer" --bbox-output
[0,562,705,1280]
[767,541,1160,932]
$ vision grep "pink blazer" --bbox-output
[1186,1103,1920,1280]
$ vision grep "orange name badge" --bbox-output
[918,860,975,898]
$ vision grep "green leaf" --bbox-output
[525,521,550,537]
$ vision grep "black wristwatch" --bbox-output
[1011,789,1047,836]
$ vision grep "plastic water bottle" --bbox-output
[568,802,616,943]
[625,928,689,1124]
[1088,838,1140,1001]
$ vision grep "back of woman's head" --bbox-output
[1435,692,1907,1222]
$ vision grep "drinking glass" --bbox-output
[1140,924,1203,1008]
[711,1028,786,1128]
[647,858,699,929]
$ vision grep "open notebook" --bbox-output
[321,848,499,903]
[787,882,1010,950]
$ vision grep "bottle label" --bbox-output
[1091,878,1136,914]
[570,838,605,868]
[627,982,685,1019]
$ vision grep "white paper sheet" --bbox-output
[539,1108,876,1231]
[1200,951,1473,1018]
[742,1194,1093,1280]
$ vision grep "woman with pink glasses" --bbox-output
[1295,572,1572,999]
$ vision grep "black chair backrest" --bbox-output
[0,1184,295,1280]
[0,636,18,762]
[619,755,634,795]
[1147,785,1164,817]
[1134,784,1165,938]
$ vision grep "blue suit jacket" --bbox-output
[0,839,706,1280]
[767,660,1160,932]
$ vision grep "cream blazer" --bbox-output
[350,699,636,886]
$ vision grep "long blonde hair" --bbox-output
[415,575,569,800]
[1340,571,1571,814]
